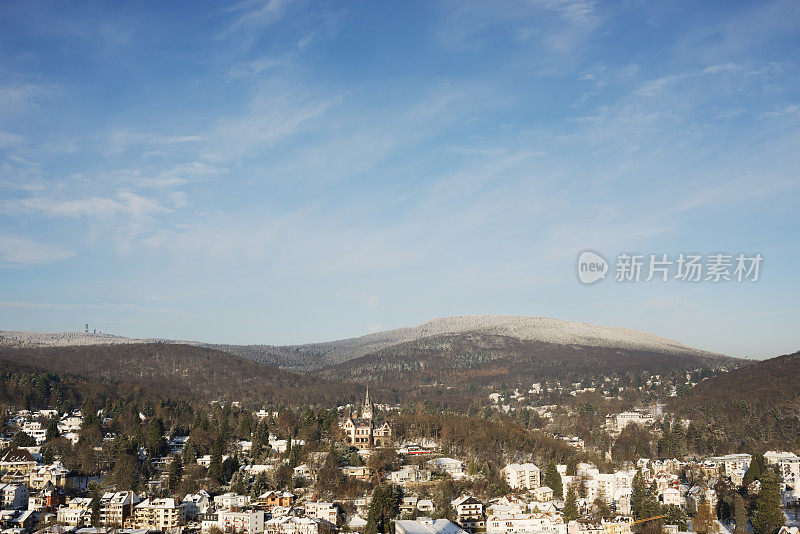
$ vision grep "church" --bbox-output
[340,388,392,449]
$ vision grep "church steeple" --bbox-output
[362,386,373,420]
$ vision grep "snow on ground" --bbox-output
[1,314,723,367]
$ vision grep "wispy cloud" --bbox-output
[0,83,52,114]
[0,235,74,265]
[135,162,222,188]
[0,131,24,147]
[225,56,285,80]
[103,131,203,155]
[1,190,170,219]
[208,83,341,159]
[223,0,298,38]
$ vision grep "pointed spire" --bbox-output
[362,385,373,420]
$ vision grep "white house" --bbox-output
[305,502,339,524]
[659,488,682,507]
[486,512,566,534]
[502,463,541,490]
[452,495,484,529]
[606,411,653,433]
[209,509,265,534]
[708,454,752,478]
[391,465,432,485]
[213,492,248,509]
[181,490,211,519]
[264,515,333,534]
[0,484,30,510]
[396,518,467,534]
[56,497,93,526]
[429,458,465,479]
[533,486,554,503]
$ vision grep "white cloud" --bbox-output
[208,85,340,158]
[136,162,222,188]
[0,83,51,113]
[224,0,298,36]
[2,190,169,219]
[0,235,74,265]
[703,62,742,74]
[758,103,800,120]
[0,131,24,147]
[226,57,285,79]
[103,131,202,155]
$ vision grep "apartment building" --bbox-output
[501,463,541,490]
[99,491,141,527]
[126,497,185,531]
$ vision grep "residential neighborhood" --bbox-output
[2,386,799,534]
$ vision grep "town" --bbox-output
[1,386,797,534]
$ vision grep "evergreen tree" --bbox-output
[230,472,248,495]
[221,455,240,483]
[145,418,167,457]
[183,442,198,464]
[89,485,101,527]
[168,454,184,493]
[41,446,54,465]
[743,453,765,487]
[642,481,662,519]
[82,399,100,430]
[631,470,647,519]
[11,431,36,447]
[733,494,748,534]
[544,462,563,498]
[45,419,60,442]
[208,439,224,483]
[563,487,579,521]
[250,472,267,499]
[662,504,688,530]
[112,449,140,490]
[239,414,253,441]
[670,422,686,458]
[366,484,401,534]
[752,470,784,534]
[658,425,673,458]
[253,420,270,453]
[592,498,611,519]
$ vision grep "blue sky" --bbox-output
[0,0,798,358]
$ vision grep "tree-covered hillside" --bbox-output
[671,351,800,452]
[0,343,359,408]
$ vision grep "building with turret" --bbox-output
[341,388,392,449]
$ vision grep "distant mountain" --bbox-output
[671,350,800,452]
[312,331,742,404]
[1,315,730,372]
[0,343,359,406]
[0,330,197,349]
[208,314,729,371]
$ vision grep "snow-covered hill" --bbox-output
[264,314,723,367]
[0,314,724,370]
[0,330,179,348]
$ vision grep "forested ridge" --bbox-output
[0,343,360,408]
[671,351,800,451]
[315,332,741,405]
